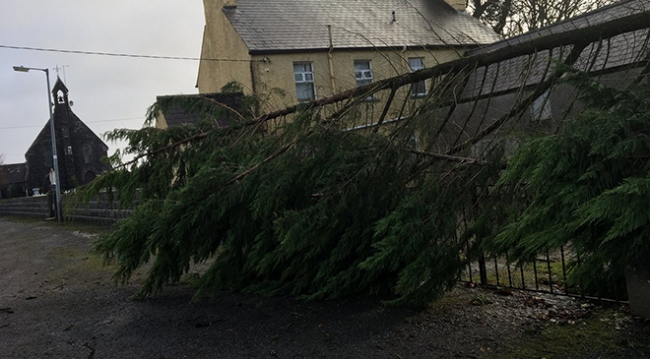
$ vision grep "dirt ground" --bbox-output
[1,217,649,359]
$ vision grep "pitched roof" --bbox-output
[222,0,501,53]
[463,0,650,96]
[0,163,27,184]
[158,92,245,128]
[470,0,650,55]
[52,77,69,95]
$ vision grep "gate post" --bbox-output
[47,185,56,218]
[626,258,650,318]
[478,253,488,285]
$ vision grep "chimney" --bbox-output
[444,0,466,11]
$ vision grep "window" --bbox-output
[408,58,427,97]
[354,61,375,101]
[82,144,93,164]
[530,90,552,120]
[294,63,316,101]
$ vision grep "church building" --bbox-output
[1,77,111,197]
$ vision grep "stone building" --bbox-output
[23,78,111,194]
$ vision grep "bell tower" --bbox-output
[51,77,70,108]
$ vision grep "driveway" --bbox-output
[0,217,647,359]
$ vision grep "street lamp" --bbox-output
[13,65,62,222]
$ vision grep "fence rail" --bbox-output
[462,246,628,303]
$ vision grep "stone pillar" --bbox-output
[47,185,56,218]
[626,259,650,318]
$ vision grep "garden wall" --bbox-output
[0,194,132,225]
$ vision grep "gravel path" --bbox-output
[0,217,647,359]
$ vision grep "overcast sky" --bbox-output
[0,1,205,164]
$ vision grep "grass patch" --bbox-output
[484,310,650,359]
[467,255,575,295]
[3,215,115,236]
[51,245,115,272]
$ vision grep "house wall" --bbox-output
[200,47,466,121]
[197,0,253,94]
[253,48,462,105]
[155,113,169,129]
[444,0,466,11]
[441,67,648,160]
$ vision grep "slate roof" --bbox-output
[463,0,650,96]
[159,93,245,128]
[221,0,502,53]
[470,0,650,55]
[0,163,27,185]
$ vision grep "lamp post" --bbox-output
[14,66,62,222]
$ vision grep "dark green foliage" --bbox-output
[83,69,650,305]
[489,76,650,297]
[82,92,505,307]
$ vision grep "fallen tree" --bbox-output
[81,9,650,305]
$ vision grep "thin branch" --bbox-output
[448,41,589,155]
[373,87,398,133]
[409,149,502,167]
[110,10,650,171]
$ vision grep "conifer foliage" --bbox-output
[84,95,502,306]
[84,67,650,305]
[490,74,650,295]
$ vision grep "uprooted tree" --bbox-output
[81,9,650,306]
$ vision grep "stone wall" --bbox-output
[0,194,132,225]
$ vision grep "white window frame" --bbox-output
[408,58,427,97]
[354,60,375,101]
[293,62,316,101]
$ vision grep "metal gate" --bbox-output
[461,246,627,303]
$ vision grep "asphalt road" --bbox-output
[1,217,648,359]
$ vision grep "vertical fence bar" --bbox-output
[546,248,554,293]
[613,273,619,303]
[533,259,539,290]
[505,252,513,287]
[576,252,585,298]
[456,234,463,282]
[560,246,569,295]
[467,242,473,283]
[494,257,500,286]
[479,253,488,285]
[468,263,473,284]
[520,265,526,290]
[598,277,602,301]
